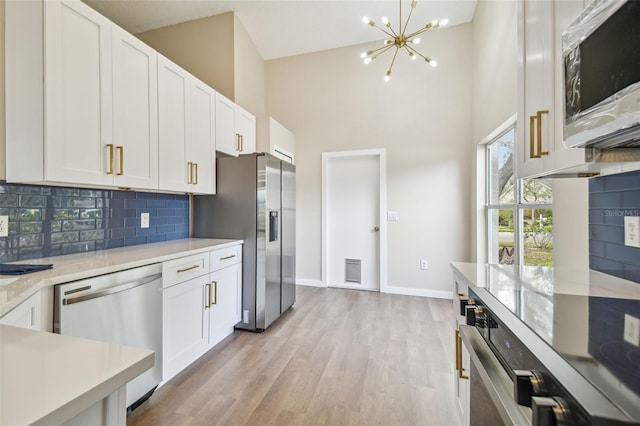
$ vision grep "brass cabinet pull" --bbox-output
[193,163,198,185]
[536,110,549,156]
[456,329,469,380]
[187,162,193,184]
[219,254,236,261]
[116,146,124,175]
[205,283,211,308]
[177,264,199,273]
[107,144,114,174]
[240,134,244,152]
[212,281,217,305]
[529,110,549,159]
[236,134,241,152]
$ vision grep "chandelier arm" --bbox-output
[404,44,431,62]
[371,45,396,60]
[405,24,434,40]
[372,24,397,39]
[387,47,400,74]
[401,1,418,36]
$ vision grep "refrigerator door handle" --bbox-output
[269,210,279,242]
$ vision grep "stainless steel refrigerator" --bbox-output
[193,153,295,332]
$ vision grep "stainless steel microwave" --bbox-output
[563,0,640,149]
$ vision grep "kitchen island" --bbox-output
[0,324,153,425]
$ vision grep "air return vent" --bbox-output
[345,259,361,283]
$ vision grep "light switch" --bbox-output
[387,211,398,221]
[624,216,640,248]
[141,213,150,229]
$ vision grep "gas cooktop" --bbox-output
[481,264,640,422]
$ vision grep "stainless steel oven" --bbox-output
[462,287,640,426]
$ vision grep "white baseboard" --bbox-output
[383,285,453,300]
[296,279,326,288]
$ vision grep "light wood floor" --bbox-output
[128,286,462,426]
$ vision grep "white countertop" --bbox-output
[451,261,640,300]
[0,238,243,317]
[0,324,154,426]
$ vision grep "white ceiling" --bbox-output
[83,0,478,60]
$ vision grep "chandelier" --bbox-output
[360,0,448,82]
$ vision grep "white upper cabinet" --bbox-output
[257,117,295,164]
[158,56,216,195]
[111,25,159,189]
[517,0,596,179]
[6,0,159,190]
[215,92,256,157]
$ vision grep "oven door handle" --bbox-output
[459,325,531,426]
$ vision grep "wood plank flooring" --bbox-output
[128,286,462,426]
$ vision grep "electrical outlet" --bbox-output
[624,314,640,347]
[141,212,150,229]
[420,259,428,270]
[624,216,640,248]
[0,216,8,237]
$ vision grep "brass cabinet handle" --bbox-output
[116,146,124,175]
[187,162,193,184]
[536,110,549,156]
[240,134,244,152]
[219,254,236,261]
[456,329,469,380]
[106,144,114,174]
[212,281,217,305]
[205,283,211,308]
[193,163,198,185]
[236,134,241,152]
[529,110,549,159]
[177,264,199,273]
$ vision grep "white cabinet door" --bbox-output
[215,92,239,156]
[158,55,191,193]
[455,331,471,426]
[517,0,554,179]
[111,25,158,190]
[44,0,114,186]
[209,263,242,347]
[189,78,217,195]
[0,292,42,331]
[237,106,256,155]
[162,275,209,382]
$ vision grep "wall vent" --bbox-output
[345,258,361,283]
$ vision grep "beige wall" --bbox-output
[233,14,265,118]
[136,13,236,102]
[1,0,5,181]
[266,24,473,294]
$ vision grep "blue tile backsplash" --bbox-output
[589,170,640,284]
[0,181,189,262]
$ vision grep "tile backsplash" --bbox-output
[0,181,189,262]
[589,170,640,284]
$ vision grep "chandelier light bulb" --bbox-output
[364,57,372,65]
[412,37,421,45]
[439,18,449,26]
[409,51,416,60]
[431,19,438,26]
[384,39,394,46]
[381,16,389,25]
[360,51,368,59]
[362,16,370,24]
[384,71,391,82]
[430,60,437,67]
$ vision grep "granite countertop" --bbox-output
[450,261,640,300]
[0,324,154,425]
[0,238,243,317]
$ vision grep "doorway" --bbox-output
[322,149,387,292]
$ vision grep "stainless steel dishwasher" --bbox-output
[54,263,163,412]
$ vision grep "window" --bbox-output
[486,127,553,266]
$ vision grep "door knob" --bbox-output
[373,226,380,232]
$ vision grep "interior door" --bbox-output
[325,153,381,291]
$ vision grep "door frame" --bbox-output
[321,149,387,293]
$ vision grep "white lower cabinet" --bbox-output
[162,274,210,382]
[209,263,242,347]
[162,245,242,383]
[0,292,43,331]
